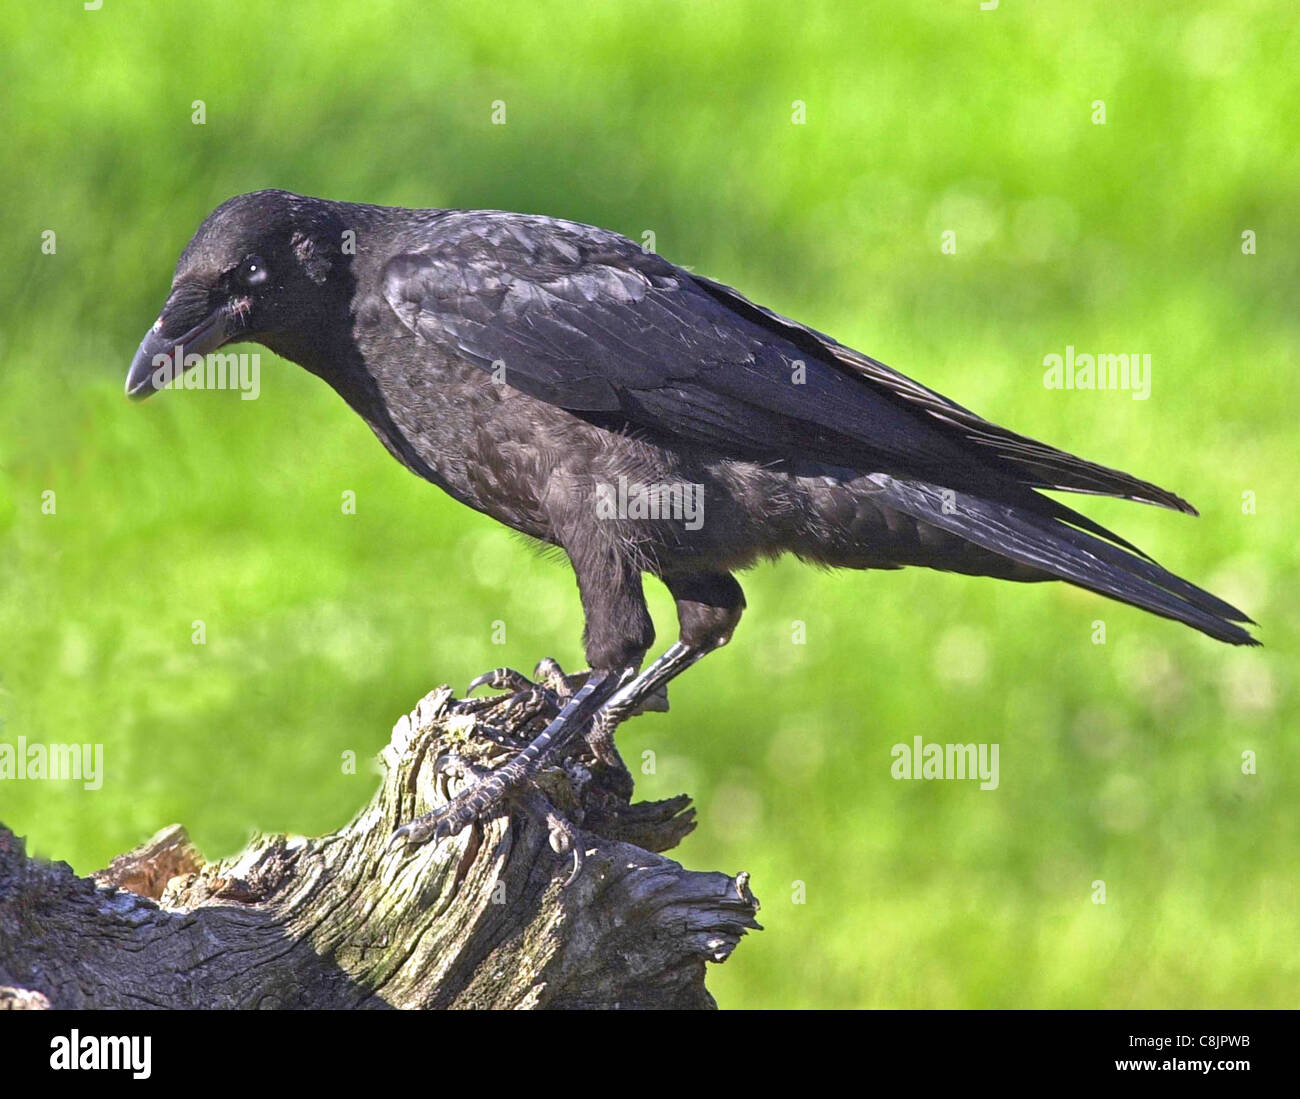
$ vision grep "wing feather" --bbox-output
[381,212,1196,531]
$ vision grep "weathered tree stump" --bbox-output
[0,684,760,1009]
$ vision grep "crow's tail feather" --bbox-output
[874,475,1258,646]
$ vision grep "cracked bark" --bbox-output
[0,685,760,1009]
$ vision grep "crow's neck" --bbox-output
[259,324,382,423]
[259,326,342,379]
[259,322,454,493]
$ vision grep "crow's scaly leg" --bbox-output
[418,752,586,882]
[585,571,747,765]
[390,664,635,847]
[584,641,713,766]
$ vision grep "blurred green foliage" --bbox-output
[1,1,1296,1008]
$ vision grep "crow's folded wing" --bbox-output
[380,211,1192,517]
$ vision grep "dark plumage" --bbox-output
[127,190,1257,843]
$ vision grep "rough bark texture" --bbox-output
[0,684,760,1009]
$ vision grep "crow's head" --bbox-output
[126,190,350,399]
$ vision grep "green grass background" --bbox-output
[1,1,1296,1008]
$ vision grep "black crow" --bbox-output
[126,190,1257,844]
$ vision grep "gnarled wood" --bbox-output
[0,684,759,1009]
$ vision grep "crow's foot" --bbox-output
[582,712,634,800]
[389,667,632,878]
[574,642,706,795]
[388,782,496,849]
[387,752,489,847]
[451,658,584,723]
[389,753,585,882]
[579,684,667,803]
[522,786,586,885]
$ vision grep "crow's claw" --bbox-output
[518,786,586,885]
[453,662,570,721]
[389,793,482,850]
[390,667,630,871]
[533,657,573,695]
[390,781,587,883]
[466,666,535,696]
[556,825,585,886]
[388,754,492,850]
[388,813,442,849]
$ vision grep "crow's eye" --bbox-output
[238,255,269,287]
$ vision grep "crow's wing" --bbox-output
[380,211,1192,516]
[687,274,1196,514]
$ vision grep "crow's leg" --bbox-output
[588,572,746,756]
[390,666,634,847]
[392,544,654,847]
[581,642,705,801]
[422,752,587,882]
[591,643,707,731]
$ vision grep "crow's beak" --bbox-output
[125,305,235,401]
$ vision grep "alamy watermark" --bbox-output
[1043,345,1150,400]
[594,475,704,530]
[891,736,999,790]
[50,1031,150,1079]
[149,347,261,400]
[0,737,103,790]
